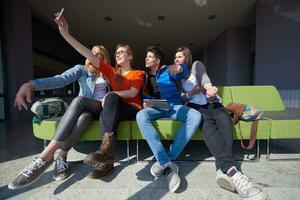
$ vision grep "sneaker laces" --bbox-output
[21,158,46,177]
[232,172,254,195]
[56,157,68,173]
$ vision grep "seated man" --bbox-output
[136,46,201,193]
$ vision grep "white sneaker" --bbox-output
[227,166,267,200]
[165,162,181,193]
[216,169,235,192]
[150,162,166,177]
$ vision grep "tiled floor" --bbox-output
[1,120,300,200]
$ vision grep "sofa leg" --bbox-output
[43,140,48,149]
[256,139,260,162]
[267,139,270,160]
[127,139,130,163]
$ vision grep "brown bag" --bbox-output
[225,103,259,150]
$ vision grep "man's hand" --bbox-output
[167,65,183,74]
[143,102,154,108]
[187,85,205,98]
[14,82,35,110]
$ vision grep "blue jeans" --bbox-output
[136,105,202,166]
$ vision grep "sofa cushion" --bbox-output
[218,86,233,106]
[230,86,285,111]
[236,119,271,140]
[33,118,131,140]
[131,120,203,140]
[264,108,300,139]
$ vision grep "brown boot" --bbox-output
[84,132,115,164]
[88,163,114,179]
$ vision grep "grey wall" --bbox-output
[2,0,85,120]
[227,28,251,85]
[3,0,33,120]
[205,27,251,86]
[32,16,83,65]
[206,30,228,85]
[255,0,300,89]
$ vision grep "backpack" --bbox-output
[225,103,263,150]
[31,97,69,124]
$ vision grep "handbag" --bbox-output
[226,103,263,150]
[31,97,69,123]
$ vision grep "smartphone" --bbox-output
[56,8,64,20]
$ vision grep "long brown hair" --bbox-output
[175,47,192,69]
[114,43,134,84]
[84,45,111,77]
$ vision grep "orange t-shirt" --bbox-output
[99,61,144,110]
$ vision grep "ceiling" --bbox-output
[27,0,256,66]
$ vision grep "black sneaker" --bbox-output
[53,156,68,181]
[8,157,53,190]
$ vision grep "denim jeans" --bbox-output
[136,105,202,166]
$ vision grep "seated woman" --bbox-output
[9,45,111,190]
[174,47,266,200]
[53,13,144,179]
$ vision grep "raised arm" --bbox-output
[14,64,82,111]
[54,12,99,68]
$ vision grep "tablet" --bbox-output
[143,99,170,109]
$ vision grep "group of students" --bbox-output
[8,13,266,200]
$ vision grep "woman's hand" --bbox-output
[54,13,69,37]
[14,82,36,110]
[53,13,99,68]
[206,86,218,98]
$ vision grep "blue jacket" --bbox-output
[156,64,189,107]
[32,64,109,98]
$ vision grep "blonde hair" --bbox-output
[84,45,111,76]
[175,47,192,69]
[114,43,134,84]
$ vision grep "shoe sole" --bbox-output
[53,172,68,181]
[216,177,235,192]
[169,177,181,193]
[88,167,114,179]
[83,158,115,165]
[243,191,267,200]
[8,161,53,190]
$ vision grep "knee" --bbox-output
[105,92,121,101]
[136,108,152,123]
[136,109,149,122]
[103,92,122,107]
[77,112,93,123]
[189,109,202,124]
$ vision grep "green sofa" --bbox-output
[32,85,300,161]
